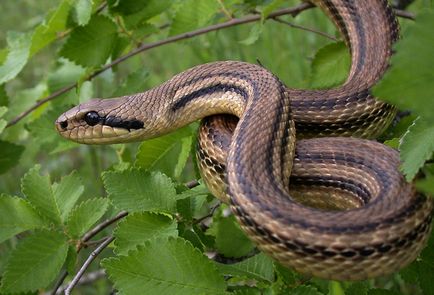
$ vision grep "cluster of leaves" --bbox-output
[0,0,433,294]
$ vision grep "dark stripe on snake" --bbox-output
[171,83,248,111]
[103,116,144,130]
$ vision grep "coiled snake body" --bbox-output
[56,0,433,280]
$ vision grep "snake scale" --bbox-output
[56,0,433,280]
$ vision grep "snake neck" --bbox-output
[138,61,285,134]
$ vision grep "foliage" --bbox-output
[0,0,433,294]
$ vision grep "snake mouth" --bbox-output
[55,111,145,144]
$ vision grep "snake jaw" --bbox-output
[55,97,149,144]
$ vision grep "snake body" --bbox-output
[56,0,433,280]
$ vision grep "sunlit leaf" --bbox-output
[169,0,219,36]
[74,0,93,26]
[66,198,109,238]
[399,117,434,180]
[216,253,274,282]
[103,169,177,213]
[0,230,68,293]
[374,10,434,124]
[102,238,226,295]
[60,15,119,67]
[0,195,45,243]
[135,126,193,179]
[114,212,178,255]
[0,32,31,84]
[310,42,350,88]
[21,165,61,224]
[30,0,72,55]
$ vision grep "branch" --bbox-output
[64,236,114,295]
[271,17,338,41]
[50,178,201,294]
[47,270,105,295]
[394,8,415,20]
[80,210,128,246]
[6,2,314,128]
[185,179,200,189]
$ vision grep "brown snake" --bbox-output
[56,0,433,280]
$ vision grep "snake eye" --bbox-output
[84,111,100,126]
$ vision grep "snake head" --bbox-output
[55,97,149,144]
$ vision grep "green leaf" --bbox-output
[66,198,109,238]
[209,213,255,258]
[27,108,62,150]
[47,58,85,92]
[108,0,166,16]
[60,15,119,67]
[415,175,434,195]
[0,140,24,174]
[74,0,93,26]
[103,169,177,213]
[0,84,8,106]
[418,260,434,295]
[0,195,45,243]
[78,80,94,103]
[30,0,72,55]
[239,23,264,46]
[114,212,178,255]
[109,0,172,29]
[112,68,149,97]
[53,171,85,222]
[216,253,274,282]
[344,282,369,295]
[177,182,209,200]
[65,245,78,274]
[291,285,323,295]
[373,10,434,124]
[135,126,193,178]
[169,0,219,36]
[399,117,434,180]
[328,281,345,295]
[310,42,350,89]
[261,0,284,19]
[21,165,61,224]
[0,32,31,85]
[0,106,7,134]
[0,230,68,293]
[102,238,226,295]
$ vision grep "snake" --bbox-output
[56,0,433,281]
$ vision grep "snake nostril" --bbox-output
[59,121,68,129]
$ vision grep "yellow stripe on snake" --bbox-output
[56,0,433,280]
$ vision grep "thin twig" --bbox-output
[64,236,114,295]
[394,8,415,20]
[80,211,128,246]
[6,3,314,128]
[50,212,127,294]
[47,270,105,295]
[51,178,201,294]
[83,236,113,247]
[272,17,338,41]
[194,201,221,225]
[50,271,68,295]
[185,179,200,189]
